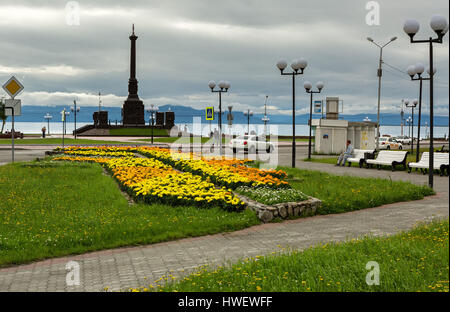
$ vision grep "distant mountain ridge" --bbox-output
[8,105,450,126]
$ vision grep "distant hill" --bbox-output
[8,105,449,126]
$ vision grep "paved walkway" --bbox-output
[0,159,448,292]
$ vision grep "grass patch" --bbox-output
[0,138,132,145]
[0,161,259,267]
[235,186,309,205]
[109,128,168,136]
[149,220,449,292]
[281,166,434,214]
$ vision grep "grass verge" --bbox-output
[109,128,168,136]
[281,166,434,214]
[0,138,132,145]
[0,161,259,267]
[146,220,449,292]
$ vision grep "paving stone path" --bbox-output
[0,160,448,292]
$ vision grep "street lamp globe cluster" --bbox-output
[44,113,53,135]
[304,81,324,159]
[276,58,307,73]
[403,14,448,189]
[208,80,230,155]
[276,58,308,168]
[70,100,80,139]
[146,104,159,144]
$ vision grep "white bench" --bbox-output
[408,152,449,176]
[346,149,376,168]
[366,150,409,171]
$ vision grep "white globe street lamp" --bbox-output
[275,57,308,167]
[209,80,231,155]
[403,14,448,188]
[304,81,325,159]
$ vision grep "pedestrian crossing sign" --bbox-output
[206,107,214,120]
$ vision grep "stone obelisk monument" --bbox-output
[122,24,145,125]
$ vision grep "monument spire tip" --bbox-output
[132,24,135,35]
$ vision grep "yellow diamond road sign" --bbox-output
[2,76,24,99]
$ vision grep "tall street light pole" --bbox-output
[70,100,80,139]
[276,58,307,168]
[403,14,448,188]
[304,81,324,159]
[243,109,253,134]
[44,113,52,136]
[262,95,270,137]
[405,99,417,155]
[407,63,433,162]
[209,80,230,156]
[146,104,159,145]
[367,36,397,151]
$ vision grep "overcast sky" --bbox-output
[0,0,448,116]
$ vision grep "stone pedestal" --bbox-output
[122,99,145,126]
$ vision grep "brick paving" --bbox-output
[0,152,448,292]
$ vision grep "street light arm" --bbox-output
[381,39,395,48]
[280,71,297,76]
[368,40,382,48]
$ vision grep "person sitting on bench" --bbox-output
[336,140,354,166]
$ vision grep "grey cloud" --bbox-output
[0,0,448,116]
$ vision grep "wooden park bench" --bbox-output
[346,149,376,168]
[366,150,409,171]
[408,152,449,176]
[0,131,24,139]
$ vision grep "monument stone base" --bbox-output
[122,99,145,126]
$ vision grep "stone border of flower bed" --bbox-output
[234,193,322,223]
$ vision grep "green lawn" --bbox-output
[281,166,434,215]
[0,157,435,268]
[150,220,448,292]
[109,128,168,136]
[0,138,132,145]
[0,161,259,267]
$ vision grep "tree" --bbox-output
[0,99,7,134]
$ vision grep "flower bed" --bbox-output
[235,186,308,205]
[53,155,245,211]
[56,146,138,158]
[137,147,289,189]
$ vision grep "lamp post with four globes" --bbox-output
[303,81,324,159]
[208,80,230,155]
[146,104,159,145]
[403,14,448,188]
[70,100,80,139]
[405,99,417,156]
[276,58,307,168]
[407,63,436,162]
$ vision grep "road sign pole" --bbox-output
[62,118,65,149]
[11,113,14,163]
[4,106,15,163]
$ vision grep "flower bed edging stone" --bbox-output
[234,193,322,223]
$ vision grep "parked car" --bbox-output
[394,135,412,145]
[378,137,403,150]
[228,135,274,153]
